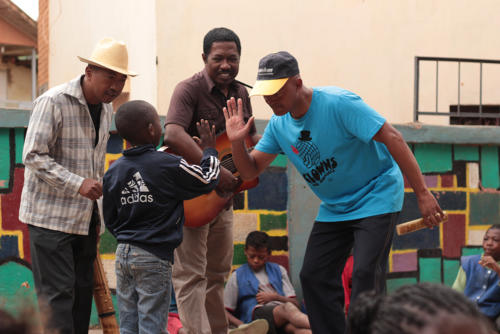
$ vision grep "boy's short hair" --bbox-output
[115,100,157,145]
[348,282,493,334]
[203,27,241,55]
[488,224,500,231]
[245,231,270,252]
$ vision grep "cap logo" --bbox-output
[258,67,274,76]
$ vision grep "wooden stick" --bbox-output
[93,250,119,334]
[396,211,448,235]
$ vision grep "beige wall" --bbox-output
[48,0,157,105]
[156,0,500,123]
[0,62,32,105]
[47,0,500,123]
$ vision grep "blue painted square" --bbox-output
[248,168,288,211]
[0,235,20,258]
[393,193,440,250]
[107,133,123,154]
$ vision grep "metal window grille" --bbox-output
[414,56,500,124]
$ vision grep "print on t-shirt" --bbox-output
[292,130,338,187]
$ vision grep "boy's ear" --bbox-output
[148,123,155,136]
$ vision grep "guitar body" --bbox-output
[161,132,258,228]
[184,132,258,227]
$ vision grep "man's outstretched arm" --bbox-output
[224,97,277,180]
[373,122,444,227]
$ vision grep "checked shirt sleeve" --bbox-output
[23,97,84,195]
[173,147,220,200]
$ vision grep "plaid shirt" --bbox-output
[19,76,112,235]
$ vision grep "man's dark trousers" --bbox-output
[29,208,99,334]
[299,212,399,334]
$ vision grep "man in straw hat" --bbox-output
[19,37,136,334]
[223,51,444,334]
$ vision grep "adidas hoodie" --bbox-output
[103,144,220,262]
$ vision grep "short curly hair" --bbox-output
[203,27,241,55]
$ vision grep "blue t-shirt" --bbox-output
[255,86,404,222]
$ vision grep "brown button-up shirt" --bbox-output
[166,69,255,137]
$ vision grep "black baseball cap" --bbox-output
[250,51,299,96]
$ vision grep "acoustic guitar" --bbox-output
[160,132,258,227]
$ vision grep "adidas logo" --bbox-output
[120,171,154,205]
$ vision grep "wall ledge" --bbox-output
[2,110,500,145]
[393,122,500,145]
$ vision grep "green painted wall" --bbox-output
[418,257,442,283]
[454,145,479,161]
[0,129,10,189]
[480,146,500,189]
[386,277,418,294]
[0,262,37,315]
[14,128,25,164]
[260,213,287,230]
[414,143,452,173]
[443,259,460,287]
[469,193,500,226]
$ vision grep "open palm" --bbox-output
[223,97,254,142]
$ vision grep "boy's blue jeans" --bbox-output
[115,243,172,334]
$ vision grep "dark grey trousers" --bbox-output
[28,207,99,334]
[299,212,399,334]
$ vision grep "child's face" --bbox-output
[483,228,500,260]
[244,246,270,272]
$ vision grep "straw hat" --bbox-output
[78,38,137,76]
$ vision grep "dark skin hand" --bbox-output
[256,292,300,309]
[79,178,102,200]
[193,119,216,150]
[478,255,500,275]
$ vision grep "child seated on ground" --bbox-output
[103,100,220,334]
[224,231,311,334]
[348,282,494,334]
[452,224,500,329]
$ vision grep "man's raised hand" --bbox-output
[223,97,254,142]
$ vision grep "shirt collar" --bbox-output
[123,144,156,156]
[202,68,237,95]
[60,75,88,106]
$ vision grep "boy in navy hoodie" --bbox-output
[103,100,220,334]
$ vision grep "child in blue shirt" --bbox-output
[103,100,220,334]
[453,224,500,327]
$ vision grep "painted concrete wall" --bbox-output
[1,118,499,325]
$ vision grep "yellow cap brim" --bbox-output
[249,78,289,97]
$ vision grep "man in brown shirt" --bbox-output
[164,27,262,334]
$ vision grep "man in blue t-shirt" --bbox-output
[223,51,444,334]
